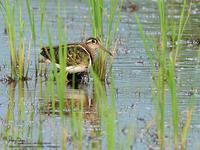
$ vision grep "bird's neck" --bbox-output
[83,44,96,64]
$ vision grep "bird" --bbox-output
[40,37,112,75]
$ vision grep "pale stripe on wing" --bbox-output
[56,64,88,73]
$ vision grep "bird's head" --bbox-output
[85,37,113,56]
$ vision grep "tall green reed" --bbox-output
[45,20,66,115]
[55,0,67,115]
[88,0,103,39]
[87,0,123,80]
[26,0,37,76]
[4,0,17,79]
[167,1,191,149]
[135,0,192,149]
[3,0,30,80]
[91,70,116,150]
[39,0,46,76]
[18,0,24,79]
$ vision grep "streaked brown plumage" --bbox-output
[40,37,112,74]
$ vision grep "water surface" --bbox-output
[0,0,200,149]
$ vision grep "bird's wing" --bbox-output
[54,44,91,73]
[66,44,91,67]
[40,45,60,63]
[41,44,92,71]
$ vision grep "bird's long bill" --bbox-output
[99,45,113,56]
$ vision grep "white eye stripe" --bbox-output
[87,39,97,44]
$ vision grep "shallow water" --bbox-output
[0,0,200,149]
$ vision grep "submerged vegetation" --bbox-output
[0,0,199,149]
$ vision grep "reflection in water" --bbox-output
[5,82,16,141]
[18,81,25,122]
[39,80,102,149]
[1,80,103,149]
[41,86,95,115]
[4,81,28,148]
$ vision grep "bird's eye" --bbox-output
[86,38,99,44]
[92,39,97,44]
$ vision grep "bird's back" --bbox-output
[41,44,91,67]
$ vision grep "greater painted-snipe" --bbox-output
[40,37,112,74]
